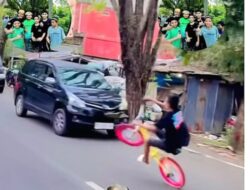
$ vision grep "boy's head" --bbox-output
[174,8,181,17]
[189,15,195,23]
[13,20,21,28]
[195,10,202,19]
[182,10,189,18]
[51,17,58,27]
[25,12,33,20]
[217,21,225,29]
[204,16,213,28]
[41,11,48,19]
[164,95,180,111]
[34,16,40,24]
[170,18,178,27]
[18,10,25,19]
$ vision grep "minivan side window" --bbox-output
[27,62,48,81]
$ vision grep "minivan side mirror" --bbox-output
[45,77,56,85]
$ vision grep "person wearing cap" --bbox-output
[197,16,219,48]
[23,12,35,51]
[40,11,51,51]
[4,10,25,35]
[47,17,66,50]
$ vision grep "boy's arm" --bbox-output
[167,34,181,43]
[143,97,168,110]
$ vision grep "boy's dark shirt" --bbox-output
[155,110,189,153]
[32,24,45,38]
[5,17,25,29]
[41,18,51,33]
[186,22,198,40]
[195,17,205,28]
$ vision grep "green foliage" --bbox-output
[161,0,203,15]
[208,5,226,24]
[53,6,71,34]
[5,0,48,15]
[84,0,107,13]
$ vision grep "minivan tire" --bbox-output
[16,95,27,117]
[52,108,71,136]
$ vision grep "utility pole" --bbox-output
[48,0,53,18]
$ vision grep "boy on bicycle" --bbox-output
[134,95,190,164]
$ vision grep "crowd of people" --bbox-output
[2,9,66,52]
[159,9,225,51]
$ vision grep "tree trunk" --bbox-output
[232,101,244,152]
[115,0,161,120]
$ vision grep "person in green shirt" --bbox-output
[179,10,190,50]
[23,12,35,51]
[7,20,25,50]
[165,18,182,49]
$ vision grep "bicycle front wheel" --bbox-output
[115,124,144,146]
[159,157,185,188]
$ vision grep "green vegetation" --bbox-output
[208,5,226,24]
[53,6,71,34]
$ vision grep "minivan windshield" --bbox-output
[58,68,111,90]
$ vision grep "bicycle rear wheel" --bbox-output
[159,157,185,188]
[115,124,144,146]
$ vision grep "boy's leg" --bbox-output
[143,140,150,164]
[142,138,166,164]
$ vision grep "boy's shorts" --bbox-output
[148,138,167,151]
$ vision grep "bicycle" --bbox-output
[115,122,186,189]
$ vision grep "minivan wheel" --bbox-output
[16,95,27,117]
[53,108,71,136]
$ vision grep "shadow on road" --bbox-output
[25,114,118,141]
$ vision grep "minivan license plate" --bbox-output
[94,122,114,130]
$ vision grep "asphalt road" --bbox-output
[0,87,244,190]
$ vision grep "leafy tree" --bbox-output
[53,6,71,34]
[5,0,48,16]
[208,5,226,24]
[160,0,203,16]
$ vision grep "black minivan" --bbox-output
[14,59,127,136]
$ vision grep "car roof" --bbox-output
[30,58,99,72]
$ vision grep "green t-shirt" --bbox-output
[179,17,190,37]
[166,27,181,49]
[8,27,25,49]
[23,19,35,39]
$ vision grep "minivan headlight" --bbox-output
[67,92,86,109]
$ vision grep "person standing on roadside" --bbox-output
[31,16,46,52]
[40,11,51,51]
[185,15,199,51]
[7,20,25,50]
[197,16,219,48]
[179,10,190,50]
[23,12,35,51]
[5,10,25,35]
[47,17,66,50]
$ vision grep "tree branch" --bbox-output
[143,0,159,57]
